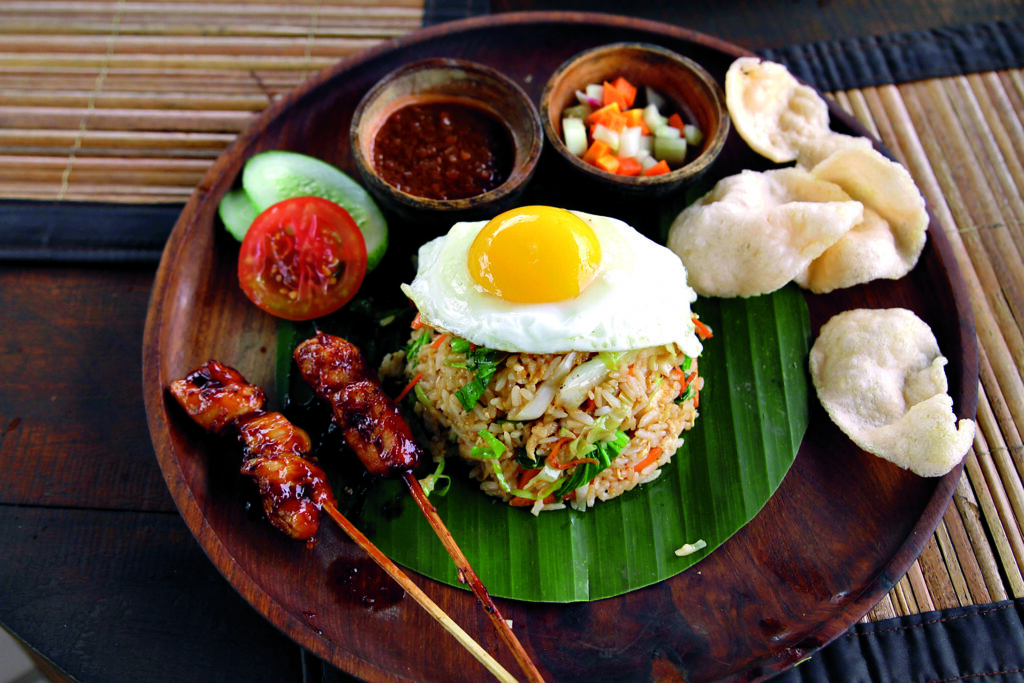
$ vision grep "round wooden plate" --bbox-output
[142,12,978,682]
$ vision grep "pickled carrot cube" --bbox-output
[582,139,612,164]
[593,154,620,174]
[643,159,672,176]
[586,102,622,128]
[623,108,650,134]
[617,156,643,176]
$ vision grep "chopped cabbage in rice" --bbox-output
[384,324,704,514]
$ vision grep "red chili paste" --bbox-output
[372,98,514,201]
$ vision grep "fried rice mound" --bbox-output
[381,324,703,514]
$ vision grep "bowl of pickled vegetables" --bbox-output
[540,42,730,196]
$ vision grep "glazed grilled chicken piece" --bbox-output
[169,361,335,541]
[170,360,266,434]
[293,331,421,478]
[237,411,333,541]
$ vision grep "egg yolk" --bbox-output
[468,206,602,303]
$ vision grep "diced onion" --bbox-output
[674,539,707,557]
[573,484,589,510]
[618,126,643,159]
[643,103,666,132]
[507,352,578,421]
[591,123,619,152]
[556,358,610,411]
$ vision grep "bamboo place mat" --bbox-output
[0,0,424,202]
[3,3,1024,631]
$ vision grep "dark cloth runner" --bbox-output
[0,199,180,264]
[762,18,1024,92]
[774,598,1024,683]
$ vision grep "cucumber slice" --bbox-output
[241,150,388,270]
[217,187,261,242]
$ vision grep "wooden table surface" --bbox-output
[1,1,1022,682]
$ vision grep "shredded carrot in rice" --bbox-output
[692,317,713,340]
[411,312,424,329]
[566,457,599,468]
[511,494,555,506]
[395,371,423,403]
[670,367,699,400]
[634,447,663,472]
[517,467,541,489]
[544,437,598,470]
[402,324,703,511]
[543,438,571,468]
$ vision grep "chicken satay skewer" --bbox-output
[401,471,532,658]
[169,361,333,541]
[319,500,518,683]
[169,361,519,683]
[294,332,546,683]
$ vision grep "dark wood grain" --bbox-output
[0,506,306,683]
[0,265,171,510]
[142,13,978,683]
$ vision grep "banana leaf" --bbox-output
[277,284,810,603]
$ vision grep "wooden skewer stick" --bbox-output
[290,332,544,682]
[403,472,546,683]
[321,500,519,683]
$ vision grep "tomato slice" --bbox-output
[238,196,367,321]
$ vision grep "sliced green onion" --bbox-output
[469,429,506,460]
[490,461,512,494]
[413,382,432,409]
[420,457,451,497]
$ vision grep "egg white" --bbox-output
[401,210,703,356]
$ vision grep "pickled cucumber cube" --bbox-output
[655,136,688,165]
[684,124,705,146]
[562,117,588,156]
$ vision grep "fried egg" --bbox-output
[401,206,702,355]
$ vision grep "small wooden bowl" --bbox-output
[350,58,542,226]
[540,42,730,196]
